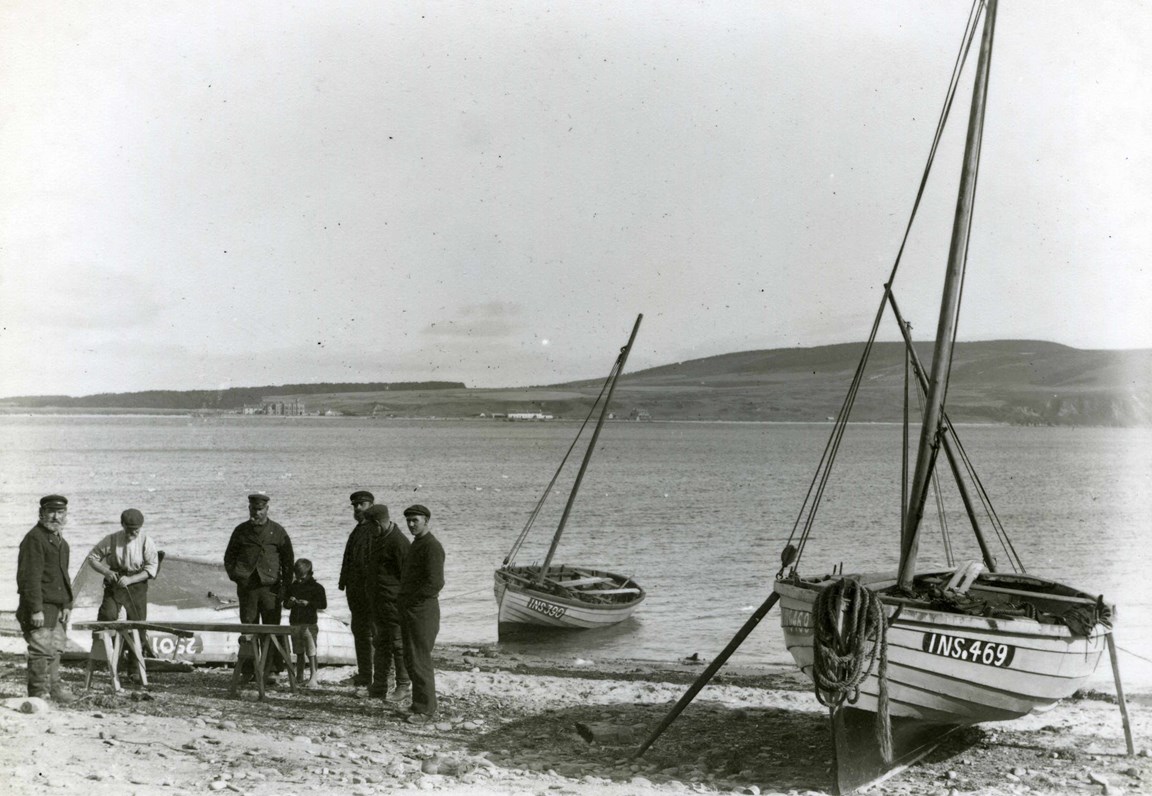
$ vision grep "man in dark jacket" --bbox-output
[339,489,380,687]
[16,494,77,702]
[398,504,445,723]
[224,493,294,679]
[362,503,411,701]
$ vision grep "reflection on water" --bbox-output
[1,415,1149,686]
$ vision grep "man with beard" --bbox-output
[85,508,160,677]
[16,494,77,703]
[224,493,294,682]
[338,488,380,686]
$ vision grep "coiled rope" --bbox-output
[811,578,893,763]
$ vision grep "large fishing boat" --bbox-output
[768,0,1113,789]
[493,315,647,635]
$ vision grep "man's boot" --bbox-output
[48,658,77,704]
[27,658,50,698]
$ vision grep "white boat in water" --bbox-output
[494,564,644,631]
[766,0,1113,789]
[494,315,647,635]
[65,554,356,665]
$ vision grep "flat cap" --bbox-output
[120,508,144,529]
[403,504,430,519]
[349,490,375,504]
[40,494,68,509]
[247,493,270,504]
[363,504,390,523]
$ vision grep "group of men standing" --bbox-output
[15,489,446,723]
[338,491,445,721]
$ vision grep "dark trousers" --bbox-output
[96,581,150,664]
[20,604,66,698]
[348,590,375,680]
[348,591,409,688]
[237,576,284,672]
[400,599,440,715]
[373,601,409,690]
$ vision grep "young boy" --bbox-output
[284,559,327,686]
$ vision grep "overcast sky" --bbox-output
[2,1,1148,397]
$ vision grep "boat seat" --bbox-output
[944,561,983,594]
[559,576,613,588]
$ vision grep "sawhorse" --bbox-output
[84,627,149,693]
[228,629,297,700]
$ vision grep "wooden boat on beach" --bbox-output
[493,314,647,635]
[767,0,1114,789]
[63,554,356,665]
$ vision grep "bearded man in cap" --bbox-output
[339,490,409,693]
[397,504,445,723]
[86,508,160,674]
[224,493,294,679]
[16,495,76,703]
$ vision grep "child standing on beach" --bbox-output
[284,558,327,686]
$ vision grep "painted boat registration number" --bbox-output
[922,632,1015,667]
[527,597,567,620]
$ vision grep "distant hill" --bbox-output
[2,342,1149,425]
[0,381,464,412]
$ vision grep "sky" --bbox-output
[1,0,1149,397]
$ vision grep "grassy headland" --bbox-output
[3,341,1150,425]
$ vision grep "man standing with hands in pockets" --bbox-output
[398,504,444,724]
[224,493,294,682]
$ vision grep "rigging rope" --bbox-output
[811,578,893,763]
[501,357,620,566]
[781,2,985,571]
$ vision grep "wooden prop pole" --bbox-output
[1106,633,1135,756]
[635,591,780,758]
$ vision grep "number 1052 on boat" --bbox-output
[922,632,1015,668]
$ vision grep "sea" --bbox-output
[2,415,1149,688]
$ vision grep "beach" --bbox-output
[1,644,1147,796]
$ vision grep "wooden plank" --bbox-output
[76,620,294,635]
[966,584,1101,606]
[558,576,613,587]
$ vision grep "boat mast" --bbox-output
[898,0,998,590]
[536,313,643,582]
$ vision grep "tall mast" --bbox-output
[537,313,643,581]
[898,0,998,589]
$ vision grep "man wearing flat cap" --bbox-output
[15,495,76,702]
[86,508,161,675]
[397,504,445,723]
[361,503,411,701]
[224,493,294,680]
[338,490,411,697]
[339,490,378,686]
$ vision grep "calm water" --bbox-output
[2,415,1149,686]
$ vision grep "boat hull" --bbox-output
[774,572,1109,725]
[494,565,644,635]
[64,555,357,665]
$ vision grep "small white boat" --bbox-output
[65,554,356,665]
[494,315,647,635]
[494,564,644,631]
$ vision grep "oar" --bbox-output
[635,591,781,757]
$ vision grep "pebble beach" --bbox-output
[0,644,1148,796]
